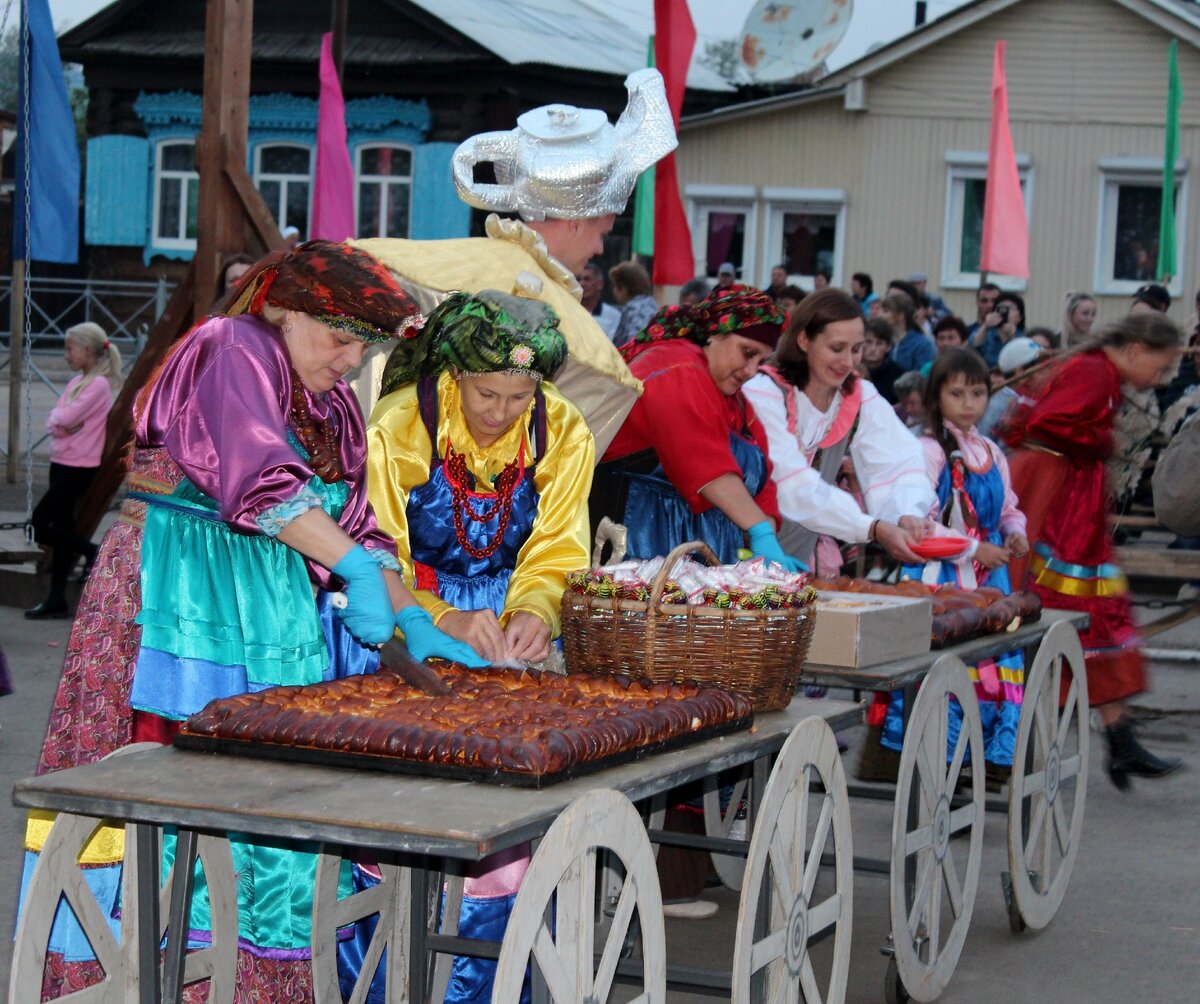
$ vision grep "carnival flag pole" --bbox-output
[1157,39,1181,285]
[311,30,355,241]
[650,0,696,286]
[631,34,656,261]
[8,0,80,482]
[979,40,1029,279]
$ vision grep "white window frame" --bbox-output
[1092,156,1188,297]
[253,141,313,234]
[763,187,846,289]
[686,184,758,283]
[354,143,414,239]
[940,150,1033,291]
[152,138,199,251]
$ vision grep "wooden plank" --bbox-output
[1114,546,1200,580]
[13,699,862,861]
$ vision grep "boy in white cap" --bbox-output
[978,334,1044,439]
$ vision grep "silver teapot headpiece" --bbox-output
[452,68,678,222]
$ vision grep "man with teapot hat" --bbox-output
[354,68,678,454]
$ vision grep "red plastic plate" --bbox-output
[910,537,971,560]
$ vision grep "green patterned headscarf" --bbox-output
[379,290,568,397]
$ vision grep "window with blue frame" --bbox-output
[255,142,313,238]
[154,140,199,249]
[356,144,412,238]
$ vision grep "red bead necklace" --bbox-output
[443,440,525,559]
[289,370,345,483]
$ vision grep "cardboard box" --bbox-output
[807,591,932,668]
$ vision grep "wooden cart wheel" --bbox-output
[703,770,752,891]
[11,751,237,1003]
[889,655,984,1003]
[493,789,666,1004]
[1006,620,1089,932]
[731,717,853,1004]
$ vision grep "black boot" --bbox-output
[1103,717,1182,791]
[25,596,69,619]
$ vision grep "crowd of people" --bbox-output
[11,67,1193,1001]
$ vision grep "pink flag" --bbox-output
[311,32,355,242]
[652,0,696,286]
[980,41,1029,277]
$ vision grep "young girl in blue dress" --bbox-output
[883,348,1030,773]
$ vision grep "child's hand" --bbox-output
[974,542,1010,570]
[1005,533,1030,558]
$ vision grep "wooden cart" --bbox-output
[699,609,1091,1004]
[10,696,861,1004]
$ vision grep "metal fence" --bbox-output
[1,275,175,462]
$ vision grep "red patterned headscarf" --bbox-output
[227,240,417,343]
[620,285,786,363]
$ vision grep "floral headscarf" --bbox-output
[379,289,568,397]
[227,240,417,343]
[620,286,785,363]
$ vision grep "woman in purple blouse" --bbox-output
[25,241,480,1002]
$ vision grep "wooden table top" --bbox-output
[13,697,862,861]
[798,608,1089,690]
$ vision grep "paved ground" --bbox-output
[1,595,1197,1002]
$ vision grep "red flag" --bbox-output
[652,0,695,285]
[311,33,356,241]
[980,41,1029,277]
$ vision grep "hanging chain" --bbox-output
[20,0,34,543]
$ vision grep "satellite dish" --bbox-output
[738,0,855,83]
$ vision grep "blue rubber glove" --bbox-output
[395,606,490,667]
[746,520,809,574]
[331,545,395,646]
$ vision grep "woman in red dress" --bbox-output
[1006,312,1182,789]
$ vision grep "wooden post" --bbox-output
[6,259,25,483]
[193,0,255,320]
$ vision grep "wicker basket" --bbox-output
[560,541,817,712]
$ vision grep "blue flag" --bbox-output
[14,0,80,264]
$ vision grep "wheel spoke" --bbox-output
[941,849,964,919]
[594,874,636,999]
[800,954,825,1004]
[1039,796,1054,879]
[60,864,122,972]
[1052,799,1071,858]
[907,854,935,935]
[1057,677,1078,745]
[801,796,834,898]
[769,830,797,913]
[916,735,940,809]
[808,891,843,936]
[750,929,786,973]
[1025,796,1048,858]
[1034,706,1052,759]
[945,723,969,795]
[531,922,574,1002]
[1021,768,1046,795]
[769,964,792,1004]
[1058,753,1082,781]
[905,823,933,855]
[947,802,977,835]
[927,857,943,965]
[1050,654,1063,718]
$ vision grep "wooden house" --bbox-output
[676,0,1200,327]
[59,0,731,277]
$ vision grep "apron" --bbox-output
[592,409,768,563]
[886,445,1024,767]
[339,375,545,1004]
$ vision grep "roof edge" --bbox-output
[679,84,844,130]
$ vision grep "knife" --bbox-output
[378,638,455,696]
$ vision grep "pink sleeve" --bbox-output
[918,436,945,519]
[991,439,1028,535]
[47,376,110,433]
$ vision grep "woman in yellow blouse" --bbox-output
[367,288,593,664]
[365,289,592,1001]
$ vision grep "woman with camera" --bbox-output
[969,291,1026,367]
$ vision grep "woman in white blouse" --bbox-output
[744,287,935,567]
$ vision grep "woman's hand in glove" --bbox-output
[395,606,490,667]
[747,520,809,574]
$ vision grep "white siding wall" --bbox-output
[677,0,1200,329]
